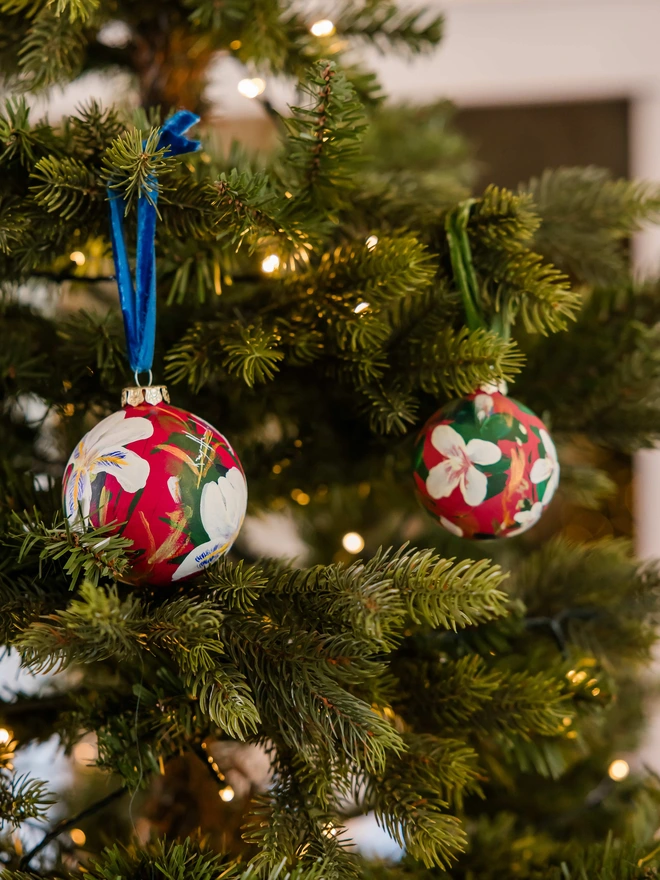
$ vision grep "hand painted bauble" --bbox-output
[413,388,559,540]
[62,386,247,585]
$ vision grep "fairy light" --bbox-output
[321,821,338,838]
[608,759,630,781]
[70,829,86,846]
[219,785,235,802]
[342,532,365,554]
[261,254,280,273]
[365,235,379,250]
[97,20,131,48]
[229,40,242,50]
[353,302,370,314]
[310,19,336,37]
[70,251,86,266]
[238,77,266,99]
[0,728,11,745]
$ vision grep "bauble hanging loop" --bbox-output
[413,386,559,540]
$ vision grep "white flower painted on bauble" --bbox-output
[167,475,182,504]
[506,501,544,537]
[426,425,501,507]
[64,410,153,528]
[529,428,560,505]
[439,516,464,537]
[473,393,494,423]
[172,467,247,581]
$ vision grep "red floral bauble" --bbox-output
[413,389,559,539]
[62,397,247,585]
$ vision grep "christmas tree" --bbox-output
[2,2,660,879]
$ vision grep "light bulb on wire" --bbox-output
[342,532,365,554]
[261,254,280,274]
[70,828,86,846]
[608,759,630,781]
[238,78,266,99]
[310,19,336,37]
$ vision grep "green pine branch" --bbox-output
[333,1,443,54]
[257,545,509,649]
[409,325,525,397]
[281,61,366,214]
[526,166,660,285]
[31,155,101,220]
[102,127,174,212]
[362,734,480,868]
[11,511,133,589]
[395,653,569,741]
[0,735,53,829]
[17,7,88,89]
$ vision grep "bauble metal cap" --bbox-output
[121,385,171,407]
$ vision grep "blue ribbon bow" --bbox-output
[107,110,201,379]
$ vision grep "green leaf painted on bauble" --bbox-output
[413,438,426,473]
[479,413,517,443]
[536,476,550,502]
[478,454,511,476]
[452,423,481,444]
[450,404,482,444]
[484,470,509,501]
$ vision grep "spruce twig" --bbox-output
[18,786,126,869]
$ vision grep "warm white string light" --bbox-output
[365,235,379,250]
[219,785,235,802]
[608,759,630,781]
[310,19,336,37]
[97,20,131,49]
[238,78,266,99]
[70,828,86,846]
[342,532,365,554]
[69,251,86,266]
[0,728,11,745]
[261,254,280,273]
[353,302,370,314]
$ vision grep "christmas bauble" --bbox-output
[62,386,247,585]
[413,388,559,539]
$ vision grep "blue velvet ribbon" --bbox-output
[107,110,201,378]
